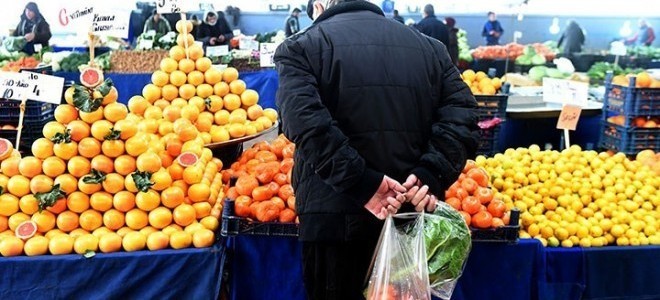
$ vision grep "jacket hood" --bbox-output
[203,11,218,25]
[312,0,383,24]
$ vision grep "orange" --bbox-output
[78,177,102,195]
[636,72,652,88]
[56,211,79,232]
[103,209,125,230]
[0,194,19,217]
[168,162,185,180]
[187,70,205,86]
[67,156,91,178]
[98,232,122,253]
[144,106,163,120]
[188,44,204,60]
[241,90,259,107]
[18,157,42,178]
[102,140,125,158]
[53,141,78,160]
[177,34,194,48]
[103,103,129,123]
[138,119,159,134]
[142,84,162,103]
[43,121,65,140]
[90,192,113,212]
[178,58,195,74]
[48,234,74,255]
[101,173,124,194]
[247,105,264,121]
[195,57,212,72]
[152,70,170,87]
[136,152,162,173]
[183,166,203,185]
[228,123,247,138]
[146,231,170,250]
[8,212,30,231]
[223,67,239,83]
[154,99,171,111]
[29,175,54,194]
[192,228,214,248]
[188,183,211,203]
[179,84,196,100]
[229,80,247,96]
[169,45,186,61]
[151,169,173,191]
[124,174,138,193]
[128,95,150,115]
[205,95,223,113]
[171,98,188,108]
[19,195,39,215]
[223,94,241,111]
[125,135,150,156]
[213,82,229,97]
[163,106,182,122]
[228,111,247,124]
[161,84,179,101]
[192,202,212,219]
[202,68,221,85]
[188,96,206,112]
[73,234,99,254]
[181,105,200,122]
[139,226,157,236]
[80,107,104,124]
[256,116,273,129]
[1,157,20,177]
[78,137,102,159]
[0,236,24,257]
[161,186,185,208]
[136,190,161,211]
[196,84,214,99]
[158,151,174,168]
[91,155,115,174]
[79,210,103,231]
[23,235,49,256]
[169,231,192,249]
[69,228,90,239]
[114,155,136,176]
[160,57,178,73]
[113,191,136,212]
[7,175,31,197]
[102,87,119,105]
[32,210,56,233]
[195,117,213,133]
[148,207,173,229]
[176,20,193,33]
[173,204,196,227]
[55,174,78,195]
[169,70,187,87]
[125,209,149,230]
[67,120,91,142]
[67,192,90,213]
[263,108,278,123]
[54,104,79,124]
[32,137,54,159]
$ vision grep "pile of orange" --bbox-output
[222,135,297,223]
[132,21,277,146]
[0,21,233,257]
[612,71,660,88]
[461,70,504,96]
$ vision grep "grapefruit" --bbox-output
[80,67,104,88]
[15,220,37,239]
[177,152,199,167]
[0,138,14,161]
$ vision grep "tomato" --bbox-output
[461,196,480,215]
[460,178,478,194]
[472,211,493,229]
[467,168,490,187]
[475,187,494,204]
[445,197,462,211]
[487,199,506,218]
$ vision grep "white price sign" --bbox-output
[57,4,95,32]
[206,46,229,57]
[91,9,130,38]
[156,0,186,14]
[239,39,259,51]
[0,72,30,101]
[542,78,589,107]
[260,43,278,68]
[24,72,65,105]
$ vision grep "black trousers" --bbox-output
[302,238,380,300]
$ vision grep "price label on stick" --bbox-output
[260,43,277,68]
[0,72,30,101]
[239,39,259,51]
[91,9,130,38]
[24,72,65,105]
[556,104,582,131]
[206,46,229,57]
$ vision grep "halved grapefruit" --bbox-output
[80,66,104,88]
[15,220,37,240]
[177,152,199,167]
[0,138,15,161]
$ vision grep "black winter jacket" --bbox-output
[415,15,450,46]
[274,1,478,242]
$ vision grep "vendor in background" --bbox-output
[392,10,404,24]
[285,8,302,37]
[12,2,51,55]
[482,11,503,45]
[445,17,459,65]
[626,19,655,46]
[143,10,172,35]
[558,20,585,57]
[415,4,449,46]
[198,11,234,47]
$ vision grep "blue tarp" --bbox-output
[0,245,225,300]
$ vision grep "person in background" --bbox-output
[626,19,655,46]
[285,8,302,37]
[392,9,404,24]
[143,10,172,35]
[482,11,504,45]
[197,11,234,46]
[12,2,51,55]
[558,20,585,56]
[415,4,449,46]
[275,0,479,298]
[445,17,459,65]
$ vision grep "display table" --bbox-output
[53,69,279,109]
[226,237,660,300]
[0,245,225,299]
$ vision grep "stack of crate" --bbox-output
[475,94,509,156]
[0,100,56,152]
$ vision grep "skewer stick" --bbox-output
[180,12,190,60]
[15,96,27,150]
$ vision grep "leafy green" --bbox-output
[104,128,121,140]
[131,171,154,193]
[95,78,114,97]
[83,169,107,184]
[73,85,102,113]
[50,129,72,144]
[35,184,66,211]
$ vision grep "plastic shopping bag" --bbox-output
[365,213,431,300]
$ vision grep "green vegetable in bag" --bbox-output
[3,37,27,52]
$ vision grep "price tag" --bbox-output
[91,9,130,38]
[206,46,229,57]
[610,41,627,56]
[24,72,65,105]
[239,39,259,51]
[156,0,184,14]
[0,72,30,100]
[556,104,582,131]
[233,29,242,36]
[542,78,588,107]
[260,43,278,68]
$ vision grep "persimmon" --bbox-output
[445,197,462,211]
[467,168,490,187]
[460,178,478,194]
[235,175,259,196]
[286,196,296,210]
[491,217,505,227]
[472,211,493,229]
[279,208,296,223]
[462,160,477,173]
[273,173,288,186]
[282,144,295,159]
[267,182,280,196]
[271,197,286,210]
[255,151,277,163]
[461,196,480,215]
[278,184,294,200]
[254,200,281,222]
[488,200,506,218]
[234,196,252,218]
[280,158,294,174]
[455,187,469,200]
[252,186,273,202]
[459,211,471,226]
[475,187,494,204]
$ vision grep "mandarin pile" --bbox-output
[461,69,504,96]
[477,145,660,247]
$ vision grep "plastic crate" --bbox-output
[470,209,520,243]
[477,125,501,157]
[598,121,660,155]
[475,94,508,121]
[221,216,299,237]
[603,75,660,116]
[0,100,56,121]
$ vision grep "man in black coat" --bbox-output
[197,11,234,46]
[415,4,449,46]
[274,0,478,299]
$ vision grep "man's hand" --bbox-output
[364,176,406,219]
[401,174,438,212]
[209,37,218,45]
[25,33,35,42]
[218,35,226,43]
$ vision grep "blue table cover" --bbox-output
[226,237,660,300]
[0,245,225,300]
[53,70,279,109]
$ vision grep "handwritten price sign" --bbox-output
[0,72,30,101]
[556,104,582,131]
[91,9,130,38]
[0,72,64,104]
[260,43,278,68]
[156,0,187,14]
[543,78,588,107]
